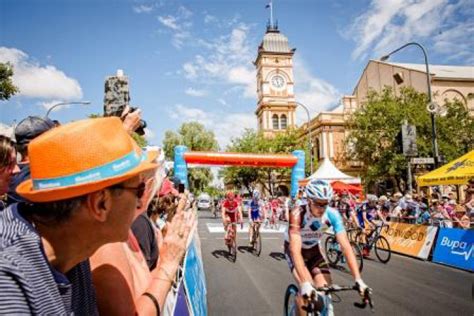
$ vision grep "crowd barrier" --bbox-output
[432,228,473,272]
[381,222,438,260]
[162,229,208,316]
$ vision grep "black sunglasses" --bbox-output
[112,182,146,199]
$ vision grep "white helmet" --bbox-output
[305,179,333,201]
[367,194,378,202]
[253,190,260,199]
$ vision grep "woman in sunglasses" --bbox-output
[284,179,369,315]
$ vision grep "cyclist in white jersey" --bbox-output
[284,179,369,315]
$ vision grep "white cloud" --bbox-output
[293,57,341,124]
[346,0,472,62]
[168,104,256,147]
[182,24,256,99]
[133,4,153,13]
[157,6,194,48]
[158,15,180,30]
[185,87,207,97]
[0,47,83,100]
[204,14,217,24]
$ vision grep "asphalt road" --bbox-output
[196,210,473,316]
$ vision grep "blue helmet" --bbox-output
[305,179,333,201]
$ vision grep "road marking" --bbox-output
[214,237,282,240]
[206,223,286,233]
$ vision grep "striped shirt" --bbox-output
[0,203,98,315]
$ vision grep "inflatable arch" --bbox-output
[174,145,305,198]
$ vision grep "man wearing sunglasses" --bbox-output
[284,179,369,315]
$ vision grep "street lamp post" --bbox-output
[295,101,313,175]
[380,42,439,167]
[45,101,91,118]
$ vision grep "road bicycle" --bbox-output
[355,222,391,263]
[224,222,239,262]
[249,221,262,256]
[324,235,363,272]
[284,283,373,316]
[269,209,280,230]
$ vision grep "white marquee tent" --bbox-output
[306,158,361,184]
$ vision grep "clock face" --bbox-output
[271,75,286,89]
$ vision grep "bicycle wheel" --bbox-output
[229,237,237,262]
[324,236,340,265]
[284,284,299,316]
[254,229,262,256]
[374,235,391,263]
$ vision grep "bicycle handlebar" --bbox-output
[304,284,375,313]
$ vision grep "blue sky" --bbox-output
[1,0,472,147]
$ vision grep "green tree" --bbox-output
[162,122,219,192]
[222,128,304,196]
[346,87,474,191]
[0,62,19,101]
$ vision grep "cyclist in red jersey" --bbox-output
[221,191,243,242]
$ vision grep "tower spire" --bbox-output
[265,1,275,31]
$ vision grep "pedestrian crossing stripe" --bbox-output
[206,223,287,233]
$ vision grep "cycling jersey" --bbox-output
[286,205,345,249]
[356,202,377,228]
[223,199,239,223]
[250,199,262,221]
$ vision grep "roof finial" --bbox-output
[265,1,274,30]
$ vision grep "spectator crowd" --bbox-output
[330,184,474,230]
[0,110,195,315]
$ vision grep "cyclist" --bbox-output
[356,194,385,256]
[285,180,369,315]
[221,191,243,245]
[248,190,263,246]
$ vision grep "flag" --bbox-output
[265,1,272,9]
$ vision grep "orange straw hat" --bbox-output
[17,117,158,202]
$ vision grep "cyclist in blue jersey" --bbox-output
[285,180,369,315]
[248,190,263,246]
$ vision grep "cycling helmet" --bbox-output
[252,190,260,200]
[305,179,333,201]
[367,194,378,202]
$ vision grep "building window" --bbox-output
[280,114,287,129]
[272,114,279,130]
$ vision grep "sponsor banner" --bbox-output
[174,281,190,316]
[433,228,474,272]
[183,237,208,316]
[381,222,438,259]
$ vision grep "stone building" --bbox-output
[302,60,474,175]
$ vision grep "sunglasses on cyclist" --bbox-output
[310,200,328,208]
[111,182,146,199]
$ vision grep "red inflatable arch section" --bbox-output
[183,151,298,168]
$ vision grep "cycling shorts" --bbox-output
[250,210,261,222]
[225,211,238,223]
[284,241,330,276]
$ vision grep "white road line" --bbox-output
[206,223,286,233]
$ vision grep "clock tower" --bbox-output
[254,24,297,137]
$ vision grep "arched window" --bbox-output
[280,114,287,129]
[272,114,279,130]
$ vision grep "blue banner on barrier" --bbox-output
[184,238,208,316]
[432,228,473,272]
[174,282,190,316]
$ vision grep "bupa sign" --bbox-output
[433,228,473,272]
